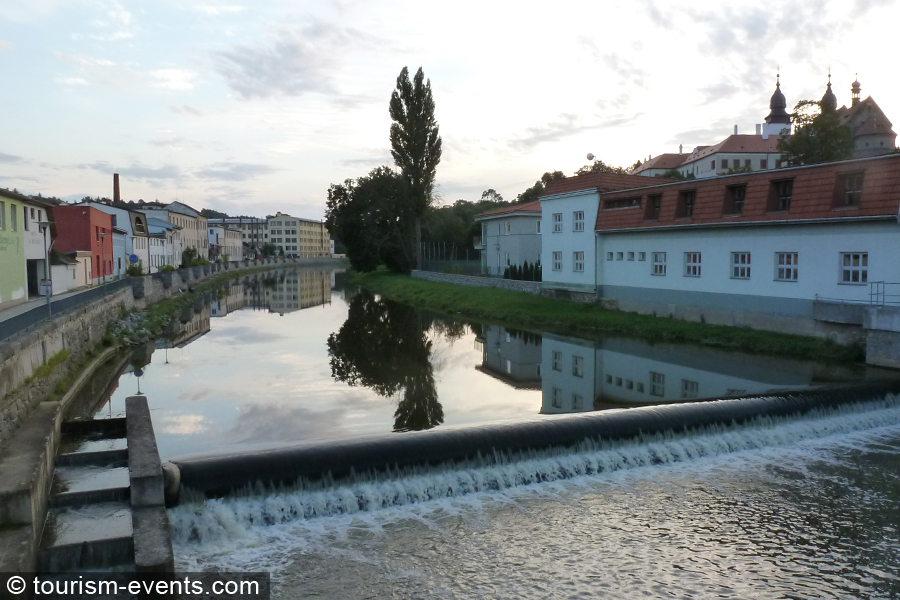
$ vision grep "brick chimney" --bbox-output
[113,173,120,203]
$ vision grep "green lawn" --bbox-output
[354,269,864,364]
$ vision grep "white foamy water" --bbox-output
[171,396,900,544]
[171,397,900,598]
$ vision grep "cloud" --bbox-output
[211,20,380,99]
[170,105,203,117]
[0,152,24,164]
[340,148,393,168]
[224,402,351,444]
[80,161,182,181]
[699,81,741,104]
[53,52,197,92]
[195,162,280,181]
[76,0,138,41]
[602,53,647,89]
[192,4,244,15]
[509,113,643,150]
[0,40,13,51]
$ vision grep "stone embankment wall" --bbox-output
[411,270,541,295]
[0,256,346,446]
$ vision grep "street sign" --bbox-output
[129,254,139,264]
[40,279,51,296]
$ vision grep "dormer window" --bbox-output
[677,191,696,219]
[837,172,864,207]
[644,194,662,220]
[770,180,793,212]
[725,185,746,215]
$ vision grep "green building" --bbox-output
[0,189,28,310]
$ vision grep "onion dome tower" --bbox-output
[851,74,861,107]
[765,74,791,125]
[820,73,838,112]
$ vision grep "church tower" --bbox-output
[820,73,838,113]
[763,74,791,136]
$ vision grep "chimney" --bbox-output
[678,144,683,155]
[113,173,120,203]
[756,124,761,135]
[734,124,738,135]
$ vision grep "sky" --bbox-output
[1,0,898,221]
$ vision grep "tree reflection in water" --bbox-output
[327,290,444,432]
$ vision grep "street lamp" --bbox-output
[99,232,108,293]
[37,220,51,316]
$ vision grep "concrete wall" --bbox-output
[412,270,541,294]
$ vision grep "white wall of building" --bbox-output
[597,220,900,314]
[540,191,599,292]
[540,337,597,414]
[478,214,542,276]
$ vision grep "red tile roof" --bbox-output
[475,199,541,218]
[679,134,784,166]
[541,172,673,199]
[632,153,687,174]
[595,154,900,232]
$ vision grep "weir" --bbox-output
[167,383,900,505]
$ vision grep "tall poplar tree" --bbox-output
[389,66,442,270]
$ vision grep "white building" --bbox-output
[266,212,330,258]
[594,153,900,338]
[474,200,542,276]
[208,217,267,254]
[21,196,56,298]
[208,225,243,261]
[540,172,655,298]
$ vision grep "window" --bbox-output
[627,252,634,261]
[505,221,511,235]
[710,160,715,170]
[552,251,562,271]
[23,206,29,230]
[776,252,798,281]
[605,374,612,384]
[645,195,662,220]
[677,191,696,218]
[841,252,868,284]
[652,252,666,275]
[505,253,510,266]
[552,351,562,371]
[536,220,541,234]
[616,252,623,261]
[684,252,701,277]
[9,204,16,231]
[771,180,793,211]
[626,380,633,390]
[573,355,584,377]
[838,172,864,206]
[573,211,584,231]
[650,372,665,397]
[553,213,562,232]
[744,159,751,168]
[725,185,746,215]
[606,252,613,261]
[721,159,728,169]
[573,394,583,410]
[760,159,768,169]
[731,252,751,279]
[604,197,640,210]
[638,252,646,261]
[552,388,562,409]
[637,382,644,393]
[681,379,699,399]
[573,251,584,272]
[506,360,512,374]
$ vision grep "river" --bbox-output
[76,266,900,599]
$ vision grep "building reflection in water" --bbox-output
[243,270,332,315]
[476,327,869,416]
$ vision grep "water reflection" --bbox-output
[327,290,444,431]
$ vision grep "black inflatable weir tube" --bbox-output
[168,384,900,504]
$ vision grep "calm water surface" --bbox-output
[82,267,900,598]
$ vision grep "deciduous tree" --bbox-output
[777,100,854,166]
[389,66,442,270]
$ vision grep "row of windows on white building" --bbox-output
[548,249,868,284]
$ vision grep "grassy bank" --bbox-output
[354,270,864,364]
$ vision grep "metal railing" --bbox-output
[816,281,900,307]
[0,278,132,344]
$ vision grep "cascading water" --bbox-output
[170,394,900,547]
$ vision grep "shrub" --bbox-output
[126,261,144,276]
[159,264,176,272]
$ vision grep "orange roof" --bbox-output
[595,154,900,232]
[632,153,687,174]
[679,134,784,167]
[475,199,541,219]
[541,172,671,199]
